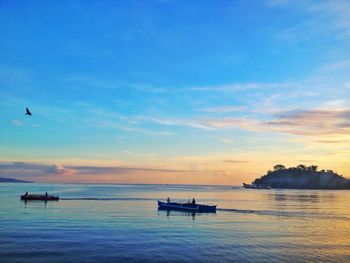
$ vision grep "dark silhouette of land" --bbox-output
[0,177,33,183]
[254,165,350,189]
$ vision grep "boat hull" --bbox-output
[158,201,216,213]
[243,183,271,189]
[21,195,59,201]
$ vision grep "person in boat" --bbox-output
[192,198,196,205]
[167,197,170,203]
[45,192,48,196]
[24,191,28,196]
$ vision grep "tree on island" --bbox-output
[274,164,286,171]
[253,165,350,189]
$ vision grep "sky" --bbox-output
[1,0,350,185]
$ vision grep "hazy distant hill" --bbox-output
[254,165,350,189]
[0,177,33,183]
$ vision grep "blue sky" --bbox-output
[1,0,350,184]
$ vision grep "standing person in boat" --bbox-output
[192,198,196,205]
[25,191,28,196]
[167,197,170,203]
[45,192,48,196]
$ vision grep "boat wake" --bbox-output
[217,208,350,220]
[217,208,296,217]
[60,197,155,201]
[217,208,258,213]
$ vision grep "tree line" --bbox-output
[268,164,339,175]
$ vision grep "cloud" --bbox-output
[46,163,78,176]
[202,118,258,130]
[118,125,175,136]
[220,138,235,144]
[72,165,189,174]
[200,106,246,113]
[116,106,350,149]
[317,60,350,73]
[184,109,350,138]
[0,162,78,177]
[184,82,289,92]
[0,162,192,183]
[147,117,213,130]
[310,0,350,37]
[223,160,250,164]
[11,120,23,126]
[264,109,350,136]
[0,162,50,178]
[314,139,348,144]
[298,160,316,163]
[268,0,350,42]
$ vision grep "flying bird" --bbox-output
[25,107,32,116]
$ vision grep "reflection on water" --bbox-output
[22,199,60,207]
[1,183,350,262]
[158,208,197,220]
[157,207,217,220]
[22,199,47,207]
[270,192,336,203]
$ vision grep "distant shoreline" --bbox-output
[0,181,230,187]
[1,176,349,189]
[0,177,34,183]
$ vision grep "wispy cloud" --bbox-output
[264,109,350,136]
[11,120,23,126]
[150,108,349,141]
[146,117,213,130]
[223,160,250,164]
[184,82,290,92]
[267,0,350,43]
[298,159,316,163]
[199,106,246,113]
[113,107,350,139]
[202,118,258,130]
[309,0,350,37]
[314,139,349,144]
[220,138,235,144]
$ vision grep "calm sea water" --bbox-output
[1,183,350,262]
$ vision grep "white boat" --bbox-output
[243,183,271,189]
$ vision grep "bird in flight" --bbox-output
[25,107,32,116]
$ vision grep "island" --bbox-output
[252,165,350,189]
[0,177,34,183]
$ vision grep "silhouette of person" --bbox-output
[167,197,170,203]
[192,198,196,205]
[25,191,28,196]
[45,192,48,196]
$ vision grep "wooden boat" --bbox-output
[20,193,59,201]
[158,200,216,213]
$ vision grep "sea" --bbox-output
[1,183,350,262]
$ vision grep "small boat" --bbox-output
[243,183,271,189]
[158,200,216,213]
[20,193,59,201]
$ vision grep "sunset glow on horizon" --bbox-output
[1,1,350,184]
